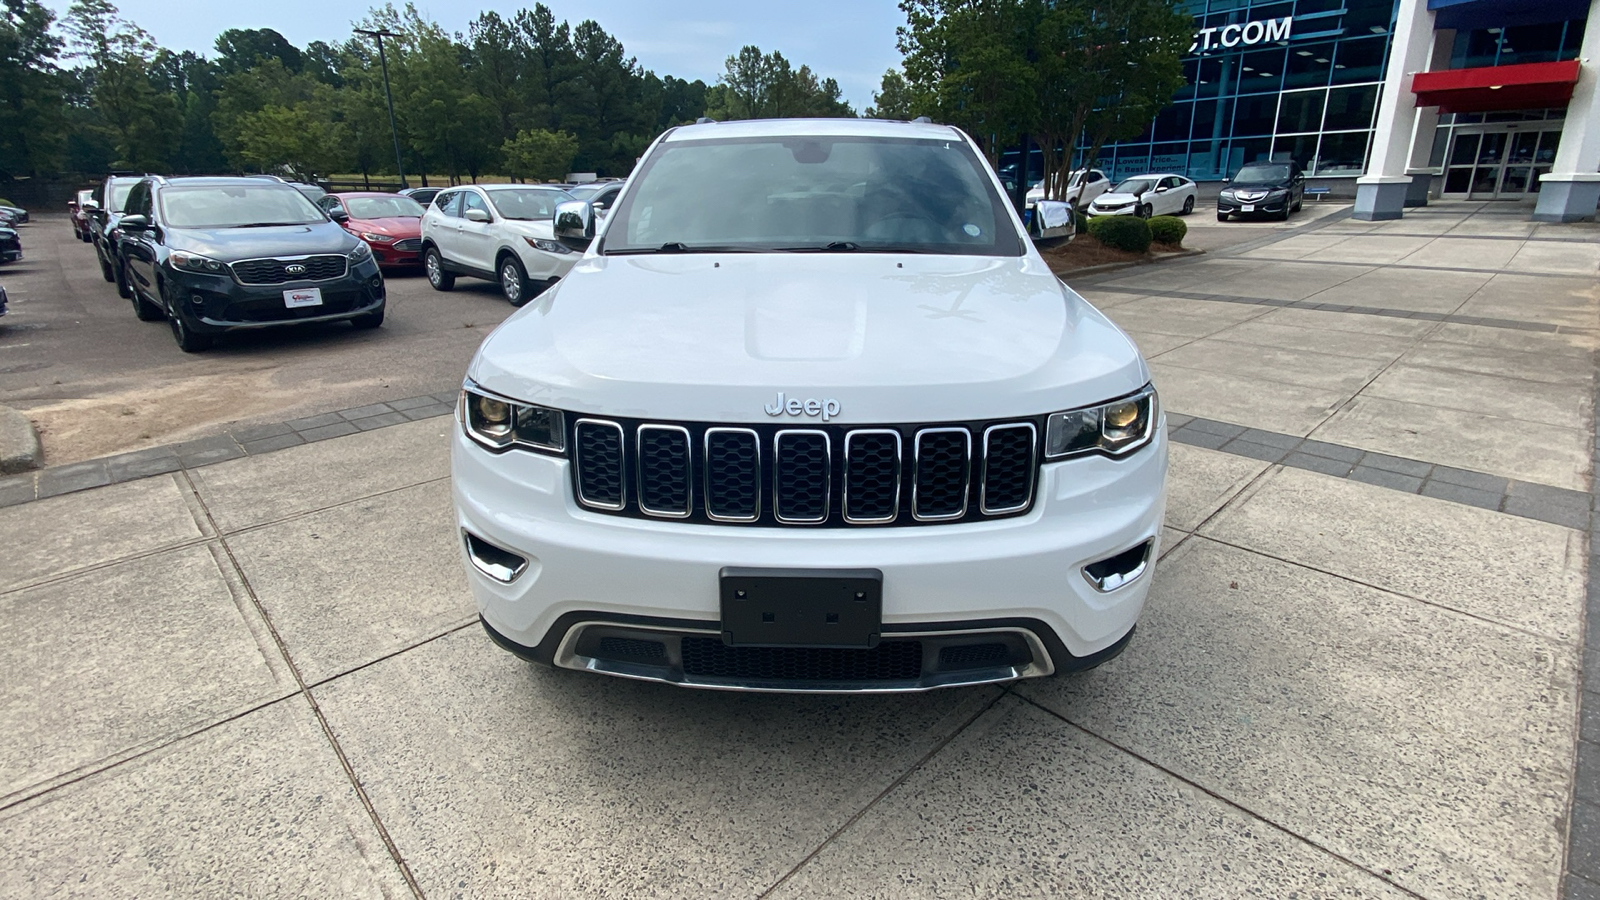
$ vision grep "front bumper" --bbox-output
[452,419,1168,692]
[1217,195,1287,217]
[370,240,423,267]
[168,260,386,332]
[1088,205,1139,217]
[514,243,581,282]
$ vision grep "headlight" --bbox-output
[349,241,373,261]
[360,232,395,243]
[461,386,565,454]
[525,237,574,255]
[1044,385,1158,459]
[170,251,227,274]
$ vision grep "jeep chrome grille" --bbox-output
[568,417,1039,527]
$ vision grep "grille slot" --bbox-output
[774,430,830,524]
[573,419,625,510]
[680,638,923,682]
[636,425,691,517]
[844,430,902,524]
[913,428,971,521]
[981,423,1037,514]
[704,428,760,521]
[391,238,422,253]
[596,636,667,664]
[937,642,1012,671]
[230,255,348,285]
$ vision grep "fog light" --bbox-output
[190,294,205,307]
[1082,541,1152,593]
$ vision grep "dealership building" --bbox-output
[1093,0,1600,220]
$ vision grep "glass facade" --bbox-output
[1091,0,1400,182]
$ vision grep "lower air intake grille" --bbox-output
[596,636,667,664]
[937,642,1011,671]
[680,638,924,682]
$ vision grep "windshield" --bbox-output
[159,184,326,229]
[566,183,606,200]
[1234,164,1290,182]
[603,135,1021,256]
[485,188,569,221]
[1113,178,1156,195]
[345,196,425,219]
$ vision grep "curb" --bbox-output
[1054,247,1206,279]
[0,405,41,475]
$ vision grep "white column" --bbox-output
[1534,0,1600,221]
[1404,28,1456,205]
[1355,0,1436,220]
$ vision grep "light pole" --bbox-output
[355,27,407,189]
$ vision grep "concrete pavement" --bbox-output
[0,199,1596,899]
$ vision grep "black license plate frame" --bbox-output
[719,567,883,649]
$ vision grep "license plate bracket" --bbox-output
[720,567,882,649]
[1241,203,1255,212]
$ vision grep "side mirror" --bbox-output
[1154,186,1168,193]
[119,214,149,232]
[1223,177,1231,184]
[82,199,100,211]
[553,200,594,249]
[464,208,491,223]
[329,208,350,223]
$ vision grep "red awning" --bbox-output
[1411,60,1581,113]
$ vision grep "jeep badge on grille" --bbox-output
[764,392,840,422]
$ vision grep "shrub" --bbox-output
[1073,209,1090,235]
[1087,215,1152,254]
[0,198,13,209]
[1147,216,1187,246]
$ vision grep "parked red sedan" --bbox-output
[317,192,426,268]
[68,189,95,242]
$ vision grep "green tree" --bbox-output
[65,0,178,171]
[866,69,915,119]
[896,0,1038,163]
[706,45,855,120]
[0,0,67,179]
[233,88,350,180]
[500,128,578,182]
[214,27,302,76]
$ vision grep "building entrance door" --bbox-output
[1442,126,1562,199]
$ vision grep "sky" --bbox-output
[41,0,908,110]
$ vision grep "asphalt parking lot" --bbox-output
[2,199,1598,899]
[0,217,518,464]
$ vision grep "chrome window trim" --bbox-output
[773,428,832,525]
[703,427,761,522]
[572,418,626,511]
[979,422,1038,515]
[636,423,693,519]
[842,429,902,525]
[228,253,350,285]
[912,427,971,522]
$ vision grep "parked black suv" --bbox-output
[1217,161,1305,221]
[90,175,143,289]
[116,176,385,352]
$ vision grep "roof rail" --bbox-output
[695,116,717,125]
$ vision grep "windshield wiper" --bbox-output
[607,242,755,255]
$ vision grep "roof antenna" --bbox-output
[911,116,932,123]
[695,117,717,125]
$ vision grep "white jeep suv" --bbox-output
[452,118,1167,692]
[420,184,579,305]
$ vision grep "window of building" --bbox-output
[1232,93,1278,137]
[1324,84,1378,131]
[1277,89,1326,135]
[1332,36,1387,85]
[1284,44,1334,89]
[1314,131,1372,175]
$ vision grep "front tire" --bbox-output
[114,258,133,299]
[1139,204,1153,219]
[424,248,454,291]
[499,255,531,306]
[168,310,213,352]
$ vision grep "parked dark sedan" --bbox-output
[0,226,19,263]
[90,175,143,288]
[1217,162,1305,221]
[116,176,385,352]
[0,204,28,224]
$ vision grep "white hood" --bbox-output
[467,253,1148,424]
[1092,191,1142,207]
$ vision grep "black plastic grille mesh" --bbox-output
[230,255,348,285]
[391,239,422,252]
[937,642,1011,671]
[982,426,1035,512]
[680,638,923,681]
[775,432,829,522]
[705,431,759,520]
[915,430,970,519]
[637,427,691,514]
[845,432,900,522]
[574,422,624,508]
[596,636,666,663]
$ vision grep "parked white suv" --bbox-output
[452,118,1167,692]
[420,184,580,305]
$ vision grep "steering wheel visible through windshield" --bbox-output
[601,135,1022,256]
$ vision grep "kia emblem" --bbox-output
[285,264,307,276]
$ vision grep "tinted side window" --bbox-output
[435,191,460,217]
[126,182,151,217]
